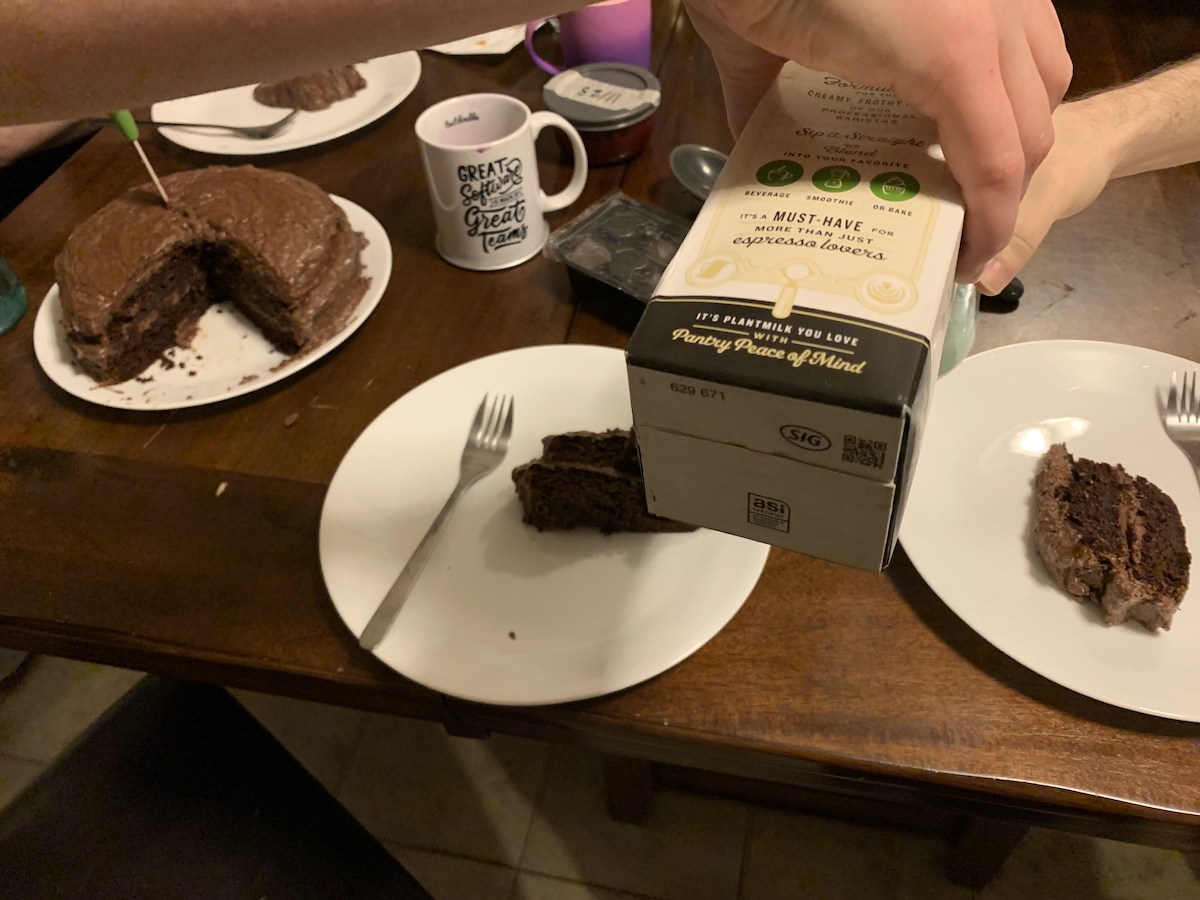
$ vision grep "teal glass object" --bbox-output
[0,256,28,337]
[938,283,978,376]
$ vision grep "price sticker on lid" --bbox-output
[548,70,661,112]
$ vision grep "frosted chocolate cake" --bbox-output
[1034,442,1190,632]
[55,166,369,384]
[253,67,367,112]
[512,430,697,534]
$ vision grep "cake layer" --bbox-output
[512,430,696,534]
[1034,442,1189,631]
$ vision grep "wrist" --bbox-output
[1065,93,1131,183]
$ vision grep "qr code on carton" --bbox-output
[842,435,887,470]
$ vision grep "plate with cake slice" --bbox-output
[319,344,770,705]
[34,165,391,410]
[151,51,421,155]
[901,340,1200,720]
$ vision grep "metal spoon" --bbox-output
[670,144,728,201]
[92,110,300,140]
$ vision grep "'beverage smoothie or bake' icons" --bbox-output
[756,160,804,187]
[812,165,861,193]
[870,172,921,202]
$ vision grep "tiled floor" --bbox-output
[2,657,1198,900]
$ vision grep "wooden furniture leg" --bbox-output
[946,815,1031,889]
[601,754,655,824]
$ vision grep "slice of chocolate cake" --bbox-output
[1034,442,1190,631]
[54,166,369,384]
[253,67,367,112]
[512,430,696,534]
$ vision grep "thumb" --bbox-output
[685,3,785,136]
[976,189,1062,295]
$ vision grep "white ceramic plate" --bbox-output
[901,340,1200,720]
[320,344,770,705]
[151,52,421,155]
[33,196,391,411]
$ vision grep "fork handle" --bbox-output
[358,478,473,651]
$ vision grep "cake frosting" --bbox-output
[55,166,369,383]
[1034,442,1190,631]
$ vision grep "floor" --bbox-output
[1,657,1198,900]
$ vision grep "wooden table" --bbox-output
[3,0,1200,886]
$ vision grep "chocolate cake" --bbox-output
[55,166,369,383]
[253,67,367,112]
[512,430,697,534]
[1034,443,1190,631]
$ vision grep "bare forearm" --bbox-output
[1087,55,1200,180]
[1,0,587,124]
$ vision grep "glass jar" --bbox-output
[0,255,28,337]
[938,282,978,376]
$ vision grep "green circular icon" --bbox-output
[870,172,920,202]
[756,160,804,187]
[812,165,861,193]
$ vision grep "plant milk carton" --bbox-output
[625,63,963,571]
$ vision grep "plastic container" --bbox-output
[938,283,979,375]
[542,63,661,166]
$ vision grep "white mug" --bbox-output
[415,93,588,270]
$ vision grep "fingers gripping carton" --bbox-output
[625,63,963,571]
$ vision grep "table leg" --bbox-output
[601,754,655,824]
[946,816,1030,889]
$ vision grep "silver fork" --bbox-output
[95,110,300,139]
[358,394,514,651]
[1164,371,1200,481]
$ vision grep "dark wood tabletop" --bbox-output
[3,0,1200,858]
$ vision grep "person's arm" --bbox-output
[0,0,590,125]
[0,121,96,167]
[978,56,1200,295]
[683,0,1073,282]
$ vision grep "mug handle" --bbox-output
[525,21,562,75]
[529,111,588,213]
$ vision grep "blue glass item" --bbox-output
[0,255,28,337]
[938,282,978,376]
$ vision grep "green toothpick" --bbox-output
[111,109,170,204]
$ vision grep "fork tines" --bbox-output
[470,394,514,451]
[1170,371,1200,424]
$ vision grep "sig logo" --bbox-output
[780,424,832,452]
[748,493,790,533]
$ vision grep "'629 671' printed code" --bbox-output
[842,435,887,470]
[669,382,725,399]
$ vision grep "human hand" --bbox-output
[683,0,1073,281]
[976,100,1118,295]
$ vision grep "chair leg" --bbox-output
[601,754,655,824]
[946,815,1030,889]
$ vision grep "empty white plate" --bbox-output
[33,196,391,410]
[151,52,421,155]
[901,340,1200,720]
[320,344,770,705]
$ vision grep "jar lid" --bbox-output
[542,63,662,131]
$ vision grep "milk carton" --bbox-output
[625,63,963,571]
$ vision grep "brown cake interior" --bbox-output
[75,244,211,383]
[513,430,696,534]
[1034,442,1190,631]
